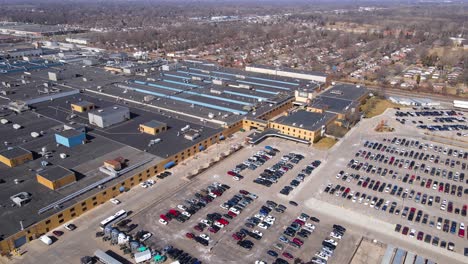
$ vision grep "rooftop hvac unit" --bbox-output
[0,119,9,124]
[60,153,67,159]
[30,132,40,138]
[12,124,22,129]
[181,125,190,132]
[208,113,215,119]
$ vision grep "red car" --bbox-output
[209,226,220,233]
[194,225,204,232]
[239,190,249,195]
[293,219,305,226]
[52,230,63,237]
[417,231,424,241]
[227,171,236,176]
[402,227,409,235]
[218,218,229,225]
[228,211,237,217]
[462,205,467,216]
[160,214,170,222]
[458,227,465,238]
[439,183,444,192]
[169,209,180,216]
[292,237,304,246]
[232,233,244,240]
[426,179,432,188]
[282,252,293,259]
[186,232,195,239]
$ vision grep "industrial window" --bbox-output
[93,202,97,206]
[139,178,143,182]
[131,182,134,186]
[92,197,97,201]
[153,166,158,170]
[102,191,107,195]
[81,202,86,206]
[29,236,33,241]
[146,170,150,173]
[45,228,49,232]
[45,220,51,225]
[58,213,63,218]
[112,186,117,190]
[156,129,159,133]
[58,219,64,224]
[71,213,76,217]
[70,207,75,212]
[82,207,87,211]
[130,177,134,181]
[121,182,125,186]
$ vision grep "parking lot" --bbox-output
[120,139,361,264]
[8,108,468,264]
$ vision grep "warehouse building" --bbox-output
[139,120,167,136]
[245,64,329,83]
[55,129,86,148]
[271,110,337,143]
[88,106,130,128]
[0,147,33,167]
[36,166,76,190]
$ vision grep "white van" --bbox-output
[40,235,52,245]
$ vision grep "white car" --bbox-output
[110,198,120,205]
[139,182,148,188]
[252,230,263,237]
[229,208,240,215]
[201,219,212,226]
[177,204,187,211]
[315,251,329,261]
[298,216,307,222]
[255,261,266,264]
[214,222,224,229]
[64,224,76,231]
[258,222,269,229]
[329,232,342,240]
[147,179,155,185]
[141,232,152,241]
[182,211,191,218]
[200,234,210,241]
[254,214,265,220]
[220,203,230,210]
[324,238,337,246]
[248,193,258,199]
[305,223,315,230]
[409,229,416,238]
[436,222,442,230]
[159,219,168,225]
[233,176,241,181]
[460,223,465,230]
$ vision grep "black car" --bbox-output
[237,240,254,250]
[289,201,298,206]
[267,250,278,257]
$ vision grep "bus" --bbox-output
[99,209,127,229]
[94,249,122,264]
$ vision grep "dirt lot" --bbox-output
[349,239,386,264]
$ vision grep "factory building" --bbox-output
[270,110,337,143]
[71,101,95,113]
[139,120,167,136]
[55,129,86,148]
[36,166,76,190]
[0,147,33,168]
[245,64,329,83]
[88,106,130,128]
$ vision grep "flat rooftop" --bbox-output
[0,147,31,159]
[309,96,358,114]
[142,120,166,128]
[0,109,161,240]
[248,63,328,77]
[37,165,74,181]
[57,129,84,138]
[320,84,368,102]
[274,110,336,131]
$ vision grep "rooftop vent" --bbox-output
[10,192,31,207]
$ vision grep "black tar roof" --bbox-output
[309,96,358,114]
[274,110,336,131]
[56,129,85,138]
[0,147,31,159]
[37,165,74,182]
[320,84,368,102]
[141,120,166,128]
[72,101,94,107]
